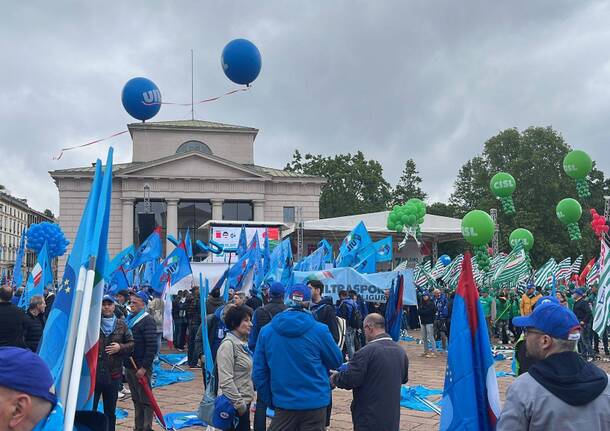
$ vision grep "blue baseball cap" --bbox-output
[0,347,57,405]
[285,283,311,305]
[212,394,237,429]
[102,294,116,303]
[513,298,581,341]
[130,290,149,305]
[573,288,585,297]
[269,282,285,298]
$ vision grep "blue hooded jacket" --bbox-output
[252,307,343,410]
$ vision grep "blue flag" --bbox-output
[151,241,192,294]
[440,252,500,430]
[185,228,193,260]
[199,273,214,386]
[335,221,372,268]
[373,236,393,263]
[318,239,334,263]
[236,226,247,257]
[384,274,404,341]
[127,226,162,270]
[105,245,135,280]
[20,242,50,309]
[294,245,326,272]
[38,159,104,400]
[12,228,26,287]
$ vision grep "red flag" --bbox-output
[578,258,596,286]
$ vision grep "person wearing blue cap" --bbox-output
[573,288,594,360]
[497,298,610,430]
[124,290,157,431]
[0,347,56,430]
[253,283,343,430]
[248,282,287,431]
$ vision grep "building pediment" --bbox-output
[115,151,270,180]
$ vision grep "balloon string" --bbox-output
[52,130,129,160]
[143,87,251,106]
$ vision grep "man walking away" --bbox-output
[124,291,157,431]
[418,293,437,358]
[173,290,188,350]
[186,286,202,367]
[331,313,408,431]
[253,283,343,431]
[0,286,26,348]
[573,288,594,361]
[24,295,46,352]
[337,291,362,360]
[497,298,610,430]
[249,282,287,431]
[95,295,134,431]
[495,288,511,345]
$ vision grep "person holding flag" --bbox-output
[497,297,610,430]
[123,291,157,431]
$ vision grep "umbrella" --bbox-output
[130,358,168,429]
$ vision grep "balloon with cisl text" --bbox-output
[121,77,162,121]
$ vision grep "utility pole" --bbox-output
[191,49,195,120]
[296,206,304,261]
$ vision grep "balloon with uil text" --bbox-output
[563,150,593,199]
[121,77,162,121]
[221,39,262,86]
[556,198,583,241]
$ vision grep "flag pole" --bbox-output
[63,257,97,431]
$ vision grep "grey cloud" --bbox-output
[0,1,608,215]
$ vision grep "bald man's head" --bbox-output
[363,313,386,342]
[0,386,52,431]
[0,286,13,302]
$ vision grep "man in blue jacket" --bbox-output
[253,283,343,431]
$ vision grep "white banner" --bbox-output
[209,226,280,263]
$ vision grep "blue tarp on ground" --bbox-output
[159,353,188,365]
[496,370,516,378]
[152,361,194,388]
[400,385,442,412]
[163,412,206,429]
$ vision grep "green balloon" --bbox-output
[490,172,516,198]
[509,228,534,251]
[461,210,495,246]
[556,198,582,224]
[563,150,592,180]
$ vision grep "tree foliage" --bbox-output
[449,126,610,265]
[43,209,55,219]
[285,150,392,219]
[392,158,427,205]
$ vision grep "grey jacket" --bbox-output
[497,372,610,430]
[216,332,254,414]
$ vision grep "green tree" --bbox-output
[43,209,55,219]
[392,159,427,205]
[449,126,610,266]
[285,150,392,218]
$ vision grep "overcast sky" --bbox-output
[2,1,610,214]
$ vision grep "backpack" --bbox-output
[314,304,346,350]
[341,300,363,329]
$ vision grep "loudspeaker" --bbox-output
[137,213,156,244]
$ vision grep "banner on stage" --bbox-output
[209,226,280,263]
[293,267,417,305]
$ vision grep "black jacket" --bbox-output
[573,298,592,325]
[97,319,134,382]
[249,298,287,351]
[0,302,27,348]
[24,311,45,352]
[334,334,408,431]
[418,300,437,325]
[124,313,157,370]
[246,295,263,311]
[529,351,608,406]
[311,296,340,343]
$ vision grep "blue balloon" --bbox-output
[121,77,162,121]
[26,222,69,259]
[221,39,262,85]
[439,254,451,266]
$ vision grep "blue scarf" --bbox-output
[101,316,117,336]
[126,309,148,330]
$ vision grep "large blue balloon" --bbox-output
[121,77,162,121]
[221,39,262,85]
[26,222,69,259]
[439,254,451,266]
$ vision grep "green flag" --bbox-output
[493,243,529,286]
[593,237,610,337]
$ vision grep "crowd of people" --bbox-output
[2,273,610,430]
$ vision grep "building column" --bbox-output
[211,199,224,220]
[253,200,265,221]
[166,198,179,252]
[121,198,134,249]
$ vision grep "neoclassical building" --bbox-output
[50,120,325,271]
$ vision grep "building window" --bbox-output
[133,200,167,255]
[176,140,213,155]
[222,201,253,221]
[178,200,212,261]
[283,207,296,223]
